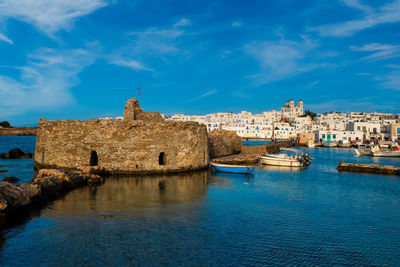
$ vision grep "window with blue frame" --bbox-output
[343,137,347,140]
[397,127,400,135]
[327,134,331,138]
[322,134,325,139]
[333,134,336,139]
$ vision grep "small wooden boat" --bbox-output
[211,163,255,174]
[322,141,337,147]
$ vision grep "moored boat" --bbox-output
[322,141,337,147]
[372,149,400,157]
[260,148,312,167]
[354,145,380,156]
[338,141,351,148]
[211,163,255,174]
[307,140,315,148]
[260,154,303,167]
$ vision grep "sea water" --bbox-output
[0,136,400,266]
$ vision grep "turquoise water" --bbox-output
[1,137,400,266]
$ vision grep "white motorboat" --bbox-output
[354,148,372,156]
[372,149,400,157]
[354,145,382,156]
[322,141,337,147]
[260,148,312,167]
[338,143,351,148]
[307,140,315,148]
[338,141,351,148]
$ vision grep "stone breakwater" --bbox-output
[337,161,400,176]
[0,127,37,136]
[212,141,295,165]
[0,167,104,218]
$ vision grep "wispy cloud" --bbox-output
[110,58,154,72]
[244,37,320,85]
[310,0,400,37]
[356,72,373,76]
[173,18,191,27]
[307,98,398,112]
[350,43,400,61]
[0,47,97,117]
[0,0,108,34]
[385,64,400,69]
[125,25,188,57]
[308,81,319,87]
[111,18,193,71]
[184,90,218,103]
[377,70,400,90]
[0,32,13,44]
[232,21,243,27]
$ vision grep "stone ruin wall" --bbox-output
[34,119,209,174]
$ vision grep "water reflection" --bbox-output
[49,171,209,214]
[258,165,303,172]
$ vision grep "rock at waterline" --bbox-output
[3,177,20,183]
[0,182,31,213]
[0,148,33,159]
[0,170,7,173]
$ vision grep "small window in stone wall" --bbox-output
[90,150,98,166]
[159,152,165,166]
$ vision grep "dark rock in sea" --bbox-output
[0,170,7,173]
[0,182,31,213]
[3,177,20,183]
[0,148,33,159]
[18,183,41,201]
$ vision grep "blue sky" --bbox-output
[1,0,400,125]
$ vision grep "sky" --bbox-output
[1,0,400,125]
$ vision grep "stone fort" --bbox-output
[34,98,209,174]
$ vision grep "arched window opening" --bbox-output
[158,152,165,166]
[90,150,98,166]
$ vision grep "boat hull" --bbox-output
[211,163,255,174]
[338,143,351,148]
[372,151,400,157]
[260,156,303,167]
[354,149,372,156]
[322,142,337,147]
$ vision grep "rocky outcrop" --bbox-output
[1,148,33,159]
[0,182,31,213]
[265,141,293,154]
[208,130,242,158]
[211,141,296,165]
[337,161,400,176]
[3,177,20,183]
[0,127,37,136]
[0,167,105,216]
[78,166,105,184]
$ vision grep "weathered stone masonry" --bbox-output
[34,98,209,174]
